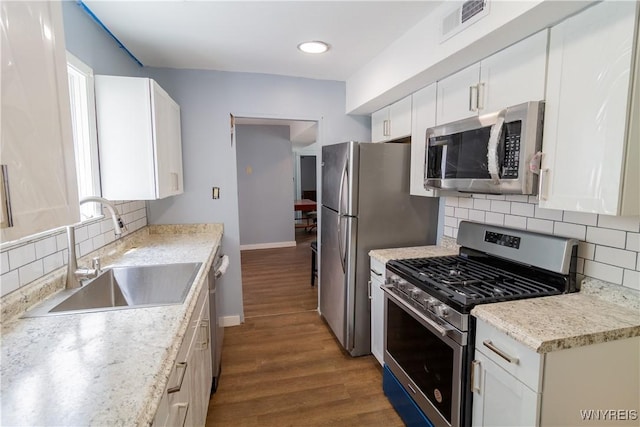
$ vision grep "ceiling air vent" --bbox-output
[440,0,490,43]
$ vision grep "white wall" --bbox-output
[142,67,370,322]
[236,124,295,248]
[346,0,593,114]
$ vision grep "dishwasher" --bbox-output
[209,247,228,394]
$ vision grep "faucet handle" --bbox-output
[92,257,101,274]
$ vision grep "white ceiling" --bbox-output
[82,1,441,81]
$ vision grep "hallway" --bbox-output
[206,230,403,426]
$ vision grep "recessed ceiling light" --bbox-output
[297,41,330,54]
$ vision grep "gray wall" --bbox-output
[62,2,143,77]
[236,125,295,247]
[139,69,370,322]
[61,3,371,322]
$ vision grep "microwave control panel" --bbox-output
[502,121,522,179]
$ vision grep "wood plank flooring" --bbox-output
[206,230,403,426]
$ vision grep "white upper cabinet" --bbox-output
[1,1,80,243]
[410,84,439,197]
[371,95,412,142]
[95,76,184,200]
[540,1,639,215]
[436,30,548,125]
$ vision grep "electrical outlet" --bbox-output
[212,187,220,199]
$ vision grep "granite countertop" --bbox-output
[471,279,640,354]
[369,236,459,263]
[368,238,640,355]
[0,224,223,426]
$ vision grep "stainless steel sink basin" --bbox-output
[23,262,202,317]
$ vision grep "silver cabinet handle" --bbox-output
[476,82,485,110]
[167,362,188,393]
[538,168,549,201]
[469,85,478,112]
[368,280,372,300]
[0,164,14,228]
[471,360,481,393]
[383,119,390,136]
[199,319,210,349]
[483,340,519,364]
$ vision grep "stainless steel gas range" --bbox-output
[382,221,579,427]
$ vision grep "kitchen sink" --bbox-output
[23,262,202,317]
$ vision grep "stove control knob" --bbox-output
[397,279,409,292]
[434,305,449,318]
[427,297,438,308]
[410,289,421,300]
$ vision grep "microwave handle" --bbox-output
[487,109,506,185]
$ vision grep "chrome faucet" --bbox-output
[66,197,124,289]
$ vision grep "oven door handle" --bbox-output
[382,285,453,338]
[487,109,506,185]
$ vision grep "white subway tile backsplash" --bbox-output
[586,227,626,249]
[627,233,640,252]
[454,208,469,219]
[505,195,530,203]
[583,260,623,285]
[528,196,539,204]
[534,206,563,221]
[18,260,44,286]
[527,218,554,234]
[624,270,640,290]
[43,252,64,274]
[472,194,487,199]
[74,226,89,243]
[473,199,492,211]
[445,197,459,207]
[56,232,67,251]
[485,212,504,225]
[1,270,20,295]
[576,258,585,274]
[511,202,534,217]
[451,227,459,239]
[79,239,94,258]
[445,216,458,228]
[88,222,102,238]
[486,195,506,200]
[578,242,595,260]
[101,219,115,234]
[35,236,58,259]
[445,206,455,217]
[1,252,9,273]
[444,226,453,238]
[504,215,527,229]
[562,211,598,226]
[554,222,586,240]
[469,210,485,223]
[597,215,640,232]
[595,246,637,270]
[458,198,474,209]
[8,244,36,270]
[491,200,511,214]
[92,234,106,250]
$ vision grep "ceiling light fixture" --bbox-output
[297,41,330,54]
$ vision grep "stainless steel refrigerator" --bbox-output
[320,141,439,356]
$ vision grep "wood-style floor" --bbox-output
[206,230,404,426]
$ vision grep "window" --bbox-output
[66,53,101,219]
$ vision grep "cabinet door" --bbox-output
[369,257,386,366]
[480,30,548,113]
[389,96,412,140]
[152,81,183,199]
[471,350,539,427]
[371,107,390,142]
[436,62,481,125]
[540,1,637,214]
[410,84,438,197]
[0,1,80,242]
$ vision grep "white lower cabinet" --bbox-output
[369,257,386,366]
[154,284,212,427]
[472,318,640,427]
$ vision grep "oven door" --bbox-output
[424,101,543,195]
[383,286,466,427]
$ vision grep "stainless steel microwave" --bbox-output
[424,101,544,195]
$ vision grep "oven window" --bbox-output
[387,300,453,423]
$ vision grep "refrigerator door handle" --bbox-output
[337,160,348,272]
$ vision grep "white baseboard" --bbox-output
[220,315,241,327]
[240,241,296,250]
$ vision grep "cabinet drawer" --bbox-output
[370,258,386,280]
[475,318,542,392]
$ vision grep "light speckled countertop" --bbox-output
[368,239,640,354]
[0,224,223,426]
[471,279,640,353]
